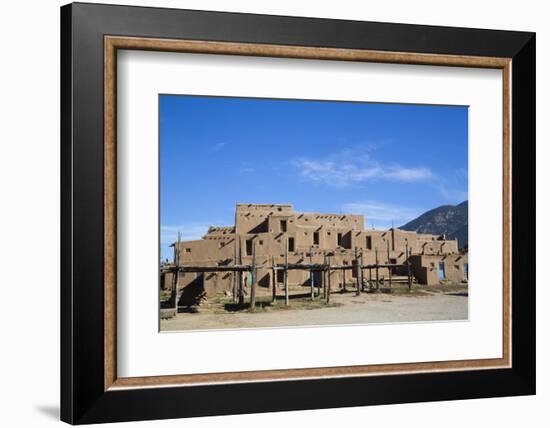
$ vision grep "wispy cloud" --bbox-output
[434,168,468,202]
[161,223,212,245]
[435,183,468,202]
[341,201,423,229]
[210,142,227,153]
[292,148,433,187]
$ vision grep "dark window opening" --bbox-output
[288,237,295,252]
[280,220,287,232]
[366,236,372,250]
[337,233,343,246]
[313,231,320,245]
[438,262,446,279]
[277,269,284,283]
[246,239,253,256]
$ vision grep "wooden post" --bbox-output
[387,240,392,288]
[322,252,327,298]
[326,255,332,304]
[284,240,289,305]
[310,246,315,300]
[375,247,380,291]
[406,239,412,290]
[250,241,256,310]
[238,237,244,305]
[355,247,361,296]
[359,250,364,292]
[233,238,238,302]
[369,266,373,290]
[342,262,347,292]
[271,256,276,303]
[172,231,181,312]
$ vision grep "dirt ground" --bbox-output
[160,286,468,331]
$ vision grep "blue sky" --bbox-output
[160,95,468,261]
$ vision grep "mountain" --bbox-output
[400,201,468,249]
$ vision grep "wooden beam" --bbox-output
[250,240,256,311]
[233,237,238,302]
[406,239,412,290]
[387,239,392,289]
[326,255,332,304]
[359,250,364,292]
[284,240,289,305]
[238,237,244,305]
[310,246,315,300]
[375,247,380,291]
[323,252,327,298]
[355,247,360,296]
[172,231,181,312]
[271,256,276,303]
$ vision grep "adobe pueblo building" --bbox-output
[161,204,468,304]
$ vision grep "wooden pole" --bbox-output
[172,231,181,312]
[238,237,244,305]
[284,240,289,305]
[375,247,380,291]
[387,240,392,288]
[326,255,332,304]
[271,256,276,303]
[250,241,256,310]
[310,246,315,300]
[322,252,327,298]
[369,266,373,290]
[342,261,347,292]
[406,239,412,290]
[233,237,238,302]
[355,247,361,296]
[359,250,364,292]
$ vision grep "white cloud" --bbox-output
[292,149,433,187]
[341,201,423,229]
[160,223,212,244]
[210,142,226,152]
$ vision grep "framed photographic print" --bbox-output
[61,2,535,424]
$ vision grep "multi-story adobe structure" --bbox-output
[161,204,468,299]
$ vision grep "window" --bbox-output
[313,231,320,245]
[259,240,263,245]
[366,236,372,250]
[280,219,287,232]
[246,239,253,256]
[288,237,295,252]
[337,233,343,246]
[185,248,191,253]
[277,269,284,283]
[438,262,446,279]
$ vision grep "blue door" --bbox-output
[438,262,446,280]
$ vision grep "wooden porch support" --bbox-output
[326,255,332,304]
[310,246,315,300]
[355,247,361,296]
[250,241,256,310]
[375,247,380,291]
[284,240,289,306]
[271,256,276,303]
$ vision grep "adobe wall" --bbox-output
[169,203,467,297]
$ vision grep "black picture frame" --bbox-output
[61,2,535,424]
